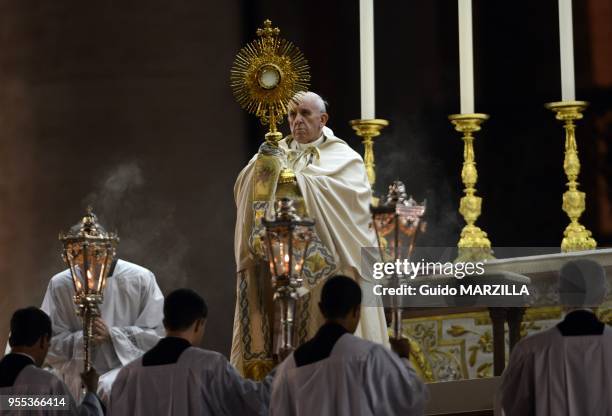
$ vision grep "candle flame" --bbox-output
[86,269,94,290]
[283,253,290,275]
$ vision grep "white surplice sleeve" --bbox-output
[213,358,273,416]
[78,392,104,416]
[1,366,104,416]
[497,344,535,416]
[41,274,119,370]
[55,376,104,416]
[365,346,428,415]
[269,358,296,416]
[41,276,85,365]
[109,269,164,366]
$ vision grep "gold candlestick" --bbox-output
[545,100,597,252]
[449,113,494,261]
[350,119,389,195]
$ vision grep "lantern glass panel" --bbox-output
[64,242,113,296]
[265,223,313,279]
[372,207,423,263]
[290,224,313,277]
[265,226,292,278]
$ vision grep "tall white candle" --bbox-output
[558,0,575,101]
[458,0,474,114]
[359,0,375,119]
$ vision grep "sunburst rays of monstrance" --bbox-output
[231,19,310,145]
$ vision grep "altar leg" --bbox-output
[507,307,525,351]
[488,307,508,376]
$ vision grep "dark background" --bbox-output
[1,0,610,357]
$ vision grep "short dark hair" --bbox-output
[319,276,362,319]
[163,289,208,331]
[9,307,52,347]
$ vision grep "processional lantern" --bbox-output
[370,181,426,339]
[262,198,315,359]
[59,207,118,371]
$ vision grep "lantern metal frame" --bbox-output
[371,181,426,339]
[262,198,314,359]
[59,207,119,371]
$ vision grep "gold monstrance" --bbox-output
[231,19,310,145]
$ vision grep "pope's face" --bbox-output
[288,96,328,144]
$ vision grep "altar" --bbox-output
[401,248,612,382]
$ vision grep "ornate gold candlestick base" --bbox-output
[350,119,389,203]
[545,101,597,252]
[449,113,495,262]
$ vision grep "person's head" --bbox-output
[559,259,607,309]
[8,307,52,366]
[288,91,329,144]
[318,275,362,333]
[163,289,208,345]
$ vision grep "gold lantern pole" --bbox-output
[545,101,597,252]
[59,207,118,372]
[449,113,495,262]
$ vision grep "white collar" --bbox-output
[292,126,335,150]
[295,133,325,150]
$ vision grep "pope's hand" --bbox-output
[258,141,287,164]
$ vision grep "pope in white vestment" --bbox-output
[41,258,165,403]
[232,92,389,379]
[498,259,612,416]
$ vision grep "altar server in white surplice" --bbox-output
[41,257,164,404]
[270,276,427,416]
[0,307,103,416]
[109,289,272,416]
[498,259,612,416]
